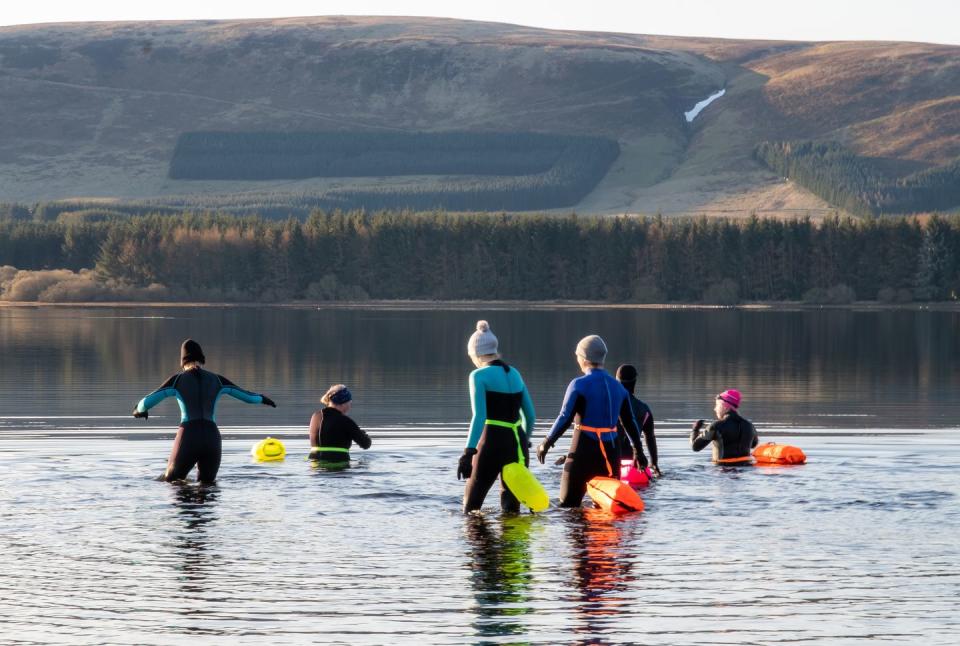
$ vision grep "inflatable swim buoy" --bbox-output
[753,442,806,465]
[251,437,286,462]
[587,476,644,515]
[620,459,651,487]
[502,462,550,512]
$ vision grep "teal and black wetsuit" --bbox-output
[463,360,536,513]
[136,367,266,482]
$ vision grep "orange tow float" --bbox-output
[579,424,645,515]
[752,442,807,465]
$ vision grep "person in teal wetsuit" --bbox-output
[133,339,276,483]
[458,320,536,513]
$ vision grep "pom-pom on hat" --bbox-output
[716,389,741,409]
[467,320,499,357]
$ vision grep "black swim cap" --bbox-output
[181,339,205,366]
[616,364,638,382]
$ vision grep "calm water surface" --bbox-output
[0,306,958,644]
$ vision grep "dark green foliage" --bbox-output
[2,211,958,303]
[168,131,620,211]
[754,141,960,216]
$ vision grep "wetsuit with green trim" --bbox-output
[309,407,371,462]
[617,395,657,469]
[544,369,645,507]
[463,360,536,513]
[136,367,266,482]
[690,410,758,463]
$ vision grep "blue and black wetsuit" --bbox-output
[136,367,266,482]
[544,369,645,507]
[463,360,536,513]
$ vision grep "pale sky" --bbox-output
[2,0,959,46]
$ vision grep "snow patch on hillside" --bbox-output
[684,89,726,122]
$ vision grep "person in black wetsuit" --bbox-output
[615,364,661,477]
[308,384,371,463]
[690,389,758,464]
[133,339,277,483]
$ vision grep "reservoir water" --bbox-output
[0,305,958,644]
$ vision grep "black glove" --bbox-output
[261,396,277,408]
[692,419,705,432]
[457,448,477,480]
[633,450,648,470]
[536,440,553,465]
[133,409,148,420]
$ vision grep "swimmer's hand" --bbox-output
[651,465,663,478]
[536,440,552,465]
[133,409,148,420]
[457,448,477,480]
[633,450,648,470]
[692,419,705,432]
[261,396,277,408]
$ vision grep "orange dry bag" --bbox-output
[752,442,806,465]
[587,476,645,515]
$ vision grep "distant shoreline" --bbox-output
[1,299,957,311]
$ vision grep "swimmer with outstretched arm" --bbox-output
[690,389,758,464]
[133,339,276,483]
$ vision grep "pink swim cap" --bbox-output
[716,389,741,408]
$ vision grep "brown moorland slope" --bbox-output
[0,16,957,215]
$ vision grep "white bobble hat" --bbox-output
[467,320,499,357]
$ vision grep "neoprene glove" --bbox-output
[261,396,277,408]
[634,449,648,470]
[133,409,148,420]
[536,440,552,465]
[457,448,477,480]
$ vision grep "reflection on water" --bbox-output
[171,484,220,598]
[465,514,535,641]
[1,306,960,643]
[2,306,960,429]
[568,509,635,645]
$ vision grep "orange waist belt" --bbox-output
[715,455,754,464]
[575,424,617,476]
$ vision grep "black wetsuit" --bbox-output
[463,361,535,513]
[617,395,658,468]
[309,407,371,461]
[136,368,265,483]
[690,411,758,462]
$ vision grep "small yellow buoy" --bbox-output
[251,437,286,462]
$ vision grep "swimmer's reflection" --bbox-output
[171,484,220,597]
[464,514,536,642]
[567,509,637,645]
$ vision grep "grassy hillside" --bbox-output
[0,17,957,215]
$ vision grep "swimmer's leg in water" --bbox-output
[162,420,222,483]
